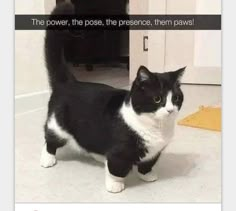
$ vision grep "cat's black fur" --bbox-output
[43,2,185,191]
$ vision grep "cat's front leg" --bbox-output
[105,156,133,193]
[137,153,161,182]
[105,164,125,193]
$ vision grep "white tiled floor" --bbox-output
[15,67,221,202]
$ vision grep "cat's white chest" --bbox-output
[139,123,174,162]
[120,102,176,162]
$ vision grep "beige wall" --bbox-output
[15,1,56,114]
[15,30,49,95]
[44,0,56,14]
[15,0,50,96]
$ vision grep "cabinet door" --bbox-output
[129,0,149,81]
[129,0,166,81]
[164,0,221,85]
[147,0,166,73]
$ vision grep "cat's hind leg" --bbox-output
[40,129,67,168]
[40,142,57,168]
[40,113,67,168]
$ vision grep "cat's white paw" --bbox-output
[138,171,158,182]
[40,145,57,168]
[106,180,125,193]
[40,154,57,168]
[105,160,125,193]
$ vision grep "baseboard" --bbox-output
[15,90,50,116]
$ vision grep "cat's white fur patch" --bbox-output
[138,170,158,182]
[40,144,57,168]
[105,161,125,193]
[47,113,86,154]
[120,91,178,162]
[43,113,105,164]
[154,92,178,119]
[47,113,75,142]
[166,92,174,112]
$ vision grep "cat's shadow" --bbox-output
[57,147,198,188]
[57,147,104,167]
[127,153,199,188]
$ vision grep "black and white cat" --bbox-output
[40,2,185,193]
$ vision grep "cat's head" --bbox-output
[128,66,185,120]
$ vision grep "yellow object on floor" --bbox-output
[178,106,221,132]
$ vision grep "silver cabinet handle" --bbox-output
[143,36,148,51]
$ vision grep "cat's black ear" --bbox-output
[136,66,152,82]
[172,66,186,83]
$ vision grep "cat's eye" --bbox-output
[173,95,180,102]
[153,96,162,104]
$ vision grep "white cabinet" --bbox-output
[129,0,149,80]
[129,0,221,85]
[129,0,166,81]
[147,0,166,74]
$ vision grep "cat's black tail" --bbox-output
[45,2,76,90]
